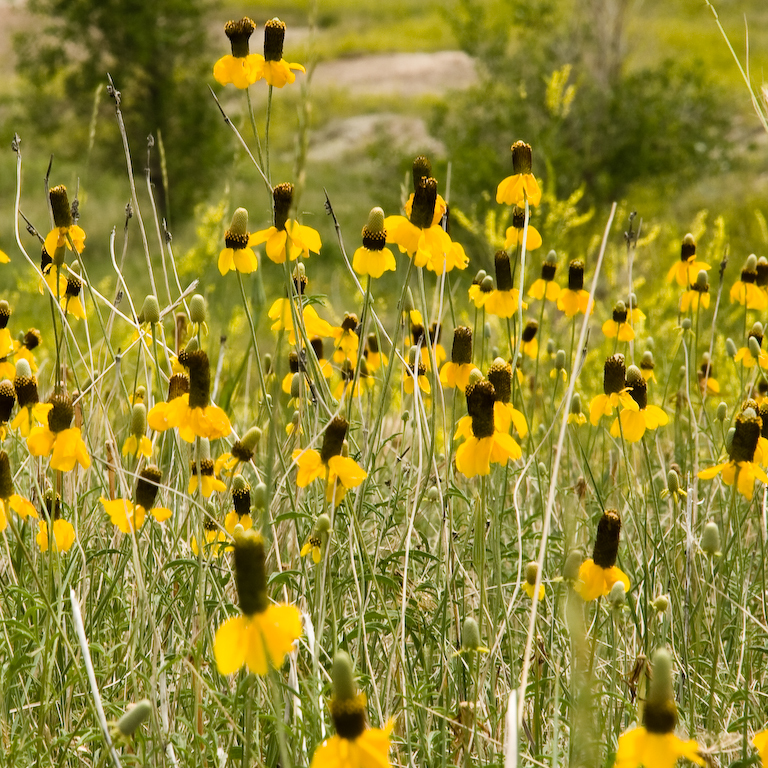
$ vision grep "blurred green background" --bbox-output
[1,0,767,344]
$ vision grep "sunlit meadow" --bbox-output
[2,4,768,768]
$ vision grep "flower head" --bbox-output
[364,334,388,372]
[667,233,709,287]
[524,561,545,600]
[251,18,306,88]
[251,183,321,264]
[485,251,525,318]
[504,205,542,251]
[122,402,152,459]
[640,350,657,383]
[528,254,560,302]
[189,457,226,498]
[698,407,768,500]
[440,327,474,390]
[0,302,12,359]
[353,207,396,279]
[557,260,592,317]
[310,651,392,768]
[734,323,768,369]
[214,529,302,675]
[520,320,539,358]
[301,513,331,564]
[697,355,719,396]
[574,509,630,601]
[455,379,521,477]
[44,185,85,256]
[0,378,15,438]
[496,141,541,207]
[615,648,703,768]
[218,207,260,275]
[609,365,668,442]
[293,416,367,505]
[27,393,90,472]
[0,450,37,531]
[10,362,51,437]
[589,354,638,425]
[404,156,447,227]
[731,254,767,310]
[680,269,710,313]
[213,18,261,89]
[147,373,189,432]
[602,300,634,341]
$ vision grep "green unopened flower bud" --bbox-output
[546,339,556,355]
[648,648,674,703]
[142,295,160,325]
[263,354,273,372]
[700,521,721,556]
[554,350,566,370]
[404,288,415,314]
[563,550,583,582]
[332,651,357,701]
[185,337,199,353]
[626,364,642,384]
[315,513,332,534]
[725,427,735,452]
[538,461,547,476]
[725,338,737,358]
[130,403,147,437]
[747,254,758,271]
[570,392,582,415]
[753,322,764,336]
[427,485,439,502]
[233,474,249,492]
[666,469,680,495]
[716,402,727,422]
[229,207,249,236]
[484,322,492,339]
[750,336,762,359]
[15,359,32,379]
[525,561,539,586]
[402,410,410,423]
[547,249,557,262]
[116,699,152,737]
[190,294,207,325]
[681,318,691,331]
[480,275,494,292]
[609,580,626,608]
[240,426,262,452]
[468,368,484,386]
[408,345,419,366]
[253,481,267,509]
[461,617,482,652]
[652,594,669,614]
[290,373,301,399]
[291,410,300,426]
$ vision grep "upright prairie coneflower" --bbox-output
[496,141,542,207]
[36,489,75,553]
[699,407,768,500]
[574,510,630,601]
[252,183,321,264]
[504,205,542,251]
[734,322,768,369]
[15,329,42,372]
[282,350,301,394]
[640,350,656,383]
[309,651,393,768]
[364,333,388,372]
[589,354,638,425]
[485,251,524,318]
[615,649,703,768]
[161,350,231,443]
[0,301,13,358]
[268,271,336,345]
[680,269,710,313]
[214,529,302,675]
[353,207,396,279]
[213,17,261,88]
[253,18,305,88]
[468,271,494,309]
[610,365,668,443]
[293,416,367,505]
[225,475,253,534]
[455,379,521,478]
[0,378,15,439]
[44,185,85,256]
[486,358,528,438]
[602,300,634,341]
[403,357,430,395]
[122,401,152,459]
[557,260,591,318]
[218,207,259,275]
[385,177,467,274]
[440,327,473,390]
[27,393,90,472]
[731,253,768,310]
[520,320,539,358]
[333,313,360,365]
[667,233,709,288]
[216,426,262,477]
[0,450,37,530]
[404,156,447,227]
[301,513,331,564]
[528,253,560,302]
[10,360,50,437]
[61,267,85,320]
[101,465,171,533]
[697,354,719,396]
[147,373,189,432]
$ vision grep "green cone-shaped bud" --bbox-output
[315,513,332,534]
[700,521,721,556]
[648,648,674,703]
[116,699,152,737]
[130,403,147,437]
[190,294,207,324]
[332,651,357,701]
[230,207,249,235]
[609,580,626,608]
[461,617,482,652]
[142,295,161,325]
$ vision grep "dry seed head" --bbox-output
[568,260,584,291]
